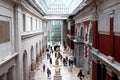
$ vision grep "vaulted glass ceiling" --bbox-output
[35,0,83,15]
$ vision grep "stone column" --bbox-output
[75,45,84,67]
[106,67,112,80]
[100,65,107,80]
[12,66,16,80]
[88,46,92,75]
[92,61,97,80]
[112,72,119,80]
[7,66,16,80]
[97,61,101,80]
[2,73,7,80]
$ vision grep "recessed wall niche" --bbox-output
[0,21,10,44]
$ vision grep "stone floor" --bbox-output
[30,46,91,80]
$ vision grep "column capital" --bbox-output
[109,10,114,17]
[2,73,7,80]
[4,70,8,74]
[106,67,112,76]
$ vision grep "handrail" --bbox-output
[90,47,120,76]
[0,52,18,66]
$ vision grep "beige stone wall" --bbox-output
[0,0,14,62]
[0,0,47,80]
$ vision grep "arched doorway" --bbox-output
[31,46,34,62]
[36,43,38,63]
[39,41,41,57]
[80,27,84,40]
[42,39,44,53]
[31,46,35,71]
[23,50,28,80]
[7,65,16,80]
[88,24,92,44]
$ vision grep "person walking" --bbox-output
[63,58,66,66]
[60,54,63,61]
[47,68,49,77]
[71,60,73,67]
[77,69,84,80]
[69,59,71,66]
[43,64,46,72]
[50,57,52,64]
[46,49,49,59]
[66,56,68,62]
[47,68,51,77]
[49,69,51,77]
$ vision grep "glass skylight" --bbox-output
[35,0,83,15]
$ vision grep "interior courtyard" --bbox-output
[0,0,120,80]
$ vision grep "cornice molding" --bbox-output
[114,32,120,36]
[20,1,45,20]
[90,48,120,76]
[99,31,110,35]
[0,52,18,67]
[21,31,44,40]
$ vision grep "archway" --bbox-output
[36,43,38,63]
[23,50,28,80]
[31,46,34,71]
[39,41,41,57]
[80,26,84,40]
[89,30,92,43]
[7,66,16,80]
[42,39,44,52]
[88,22,92,44]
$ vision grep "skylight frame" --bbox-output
[36,0,83,15]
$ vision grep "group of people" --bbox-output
[48,45,75,67]
[42,63,51,78]
[63,56,74,67]
[42,46,54,78]
[46,47,53,64]
[43,45,85,80]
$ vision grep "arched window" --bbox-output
[23,50,28,80]
[80,27,84,40]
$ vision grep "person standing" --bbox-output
[71,60,73,67]
[77,69,84,80]
[55,52,57,58]
[47,68,51,77]
[69,59,71,66]
[46,49,49,59]
[50,57,52,64]
[60,54,63,61]
[49,69,51,77]
[63,58,66,66]
[43,64,46,72]
[66,56,68,62]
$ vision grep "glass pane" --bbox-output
[36,0,83,14]
[47,20,63,46]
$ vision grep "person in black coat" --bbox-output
[50,57,52,64]
[47,68,49,77]
[60,54,63,61]
[63,58,66,66]
[69,59,71,66]
[77,69,84,80]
